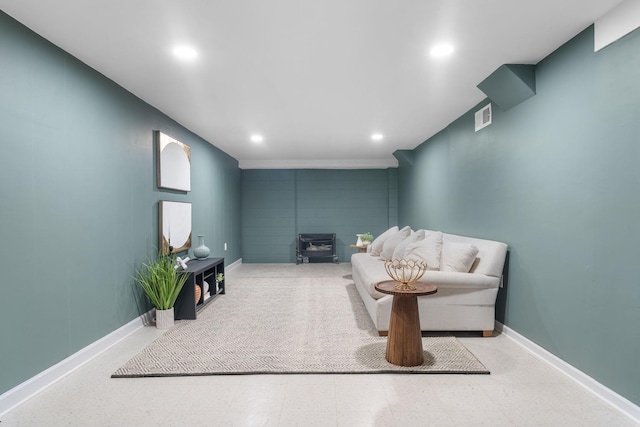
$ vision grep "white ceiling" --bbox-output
[0,0,624,168]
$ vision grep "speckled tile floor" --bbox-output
[1,264,637,426]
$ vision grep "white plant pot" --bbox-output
[155,308,174,330]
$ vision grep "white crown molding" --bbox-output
[238,158,399,170]
[496,322,640,424]
[594,0,640,51]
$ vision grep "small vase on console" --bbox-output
[193,235,210,259]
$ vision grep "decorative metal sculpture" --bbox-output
[384,259,428,290]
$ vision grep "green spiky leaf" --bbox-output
[134,254,188,310]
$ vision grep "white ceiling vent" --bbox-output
[475,103,492,132]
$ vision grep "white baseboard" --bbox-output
[496,322,640,424]
[3,298,636,425]
[226,257,242,271]
[0,311,152,418]
[0,258,246,418]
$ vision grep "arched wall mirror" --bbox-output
[156,131,191,192]
[159,200,192,255]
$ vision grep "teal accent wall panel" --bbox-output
[295,169,392,262]
[398,26,640,406]
[241,170,297,262]
[0,11,241,395]
[241,169,397,263]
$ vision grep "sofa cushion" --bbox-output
[369,226,399,256]
[442,241,479,273]
[442,233,508,277]
[403,231,443,270]
[351,253,390,299]
[380,226,412,260]
[392,229,425,259]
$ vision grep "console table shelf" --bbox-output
[174,257,224,320]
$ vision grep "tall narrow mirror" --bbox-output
[156,131,191,191]
[159,200,192,254]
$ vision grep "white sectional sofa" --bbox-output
[351,226,508,336]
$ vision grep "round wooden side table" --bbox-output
[349,244,369,253]
[374,280,438,367]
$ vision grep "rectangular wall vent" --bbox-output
[475,103,492,131]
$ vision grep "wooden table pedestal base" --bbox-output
[374,281,438,367]
[386,293,424,366]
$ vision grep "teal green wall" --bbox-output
[398,26,640,406]
[242,169,397,262]
[0,11,241,395]
[4,4,638,410]
[241,170,296,262]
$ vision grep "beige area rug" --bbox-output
[113,265,489,377]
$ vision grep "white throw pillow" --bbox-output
[392,229,425,260]
[379,226,412,260]
[369,226,399,256]
[441,242,479,273]
[403,231,443,270]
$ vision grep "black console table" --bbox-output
[174,257,224,320]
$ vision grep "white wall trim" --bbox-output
[0,311,152,418]
[3,305,636,423]
[496,322,640,424]
[238,158,398,169]
[594,0,640,51]
[0,258,245,418]
[226,257,242,271]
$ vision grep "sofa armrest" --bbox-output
[420,271,500,289]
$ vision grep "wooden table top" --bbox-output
[375,280,438,296]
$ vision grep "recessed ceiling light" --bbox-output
[173,45,198,60]
[250,134,264,143]
[430,43,454,58]
[371,133,384,142]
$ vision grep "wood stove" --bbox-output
[296,233,338,264]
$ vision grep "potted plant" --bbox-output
[215,273,224,293]
[135,253,189,329]
[360,232,374,245]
